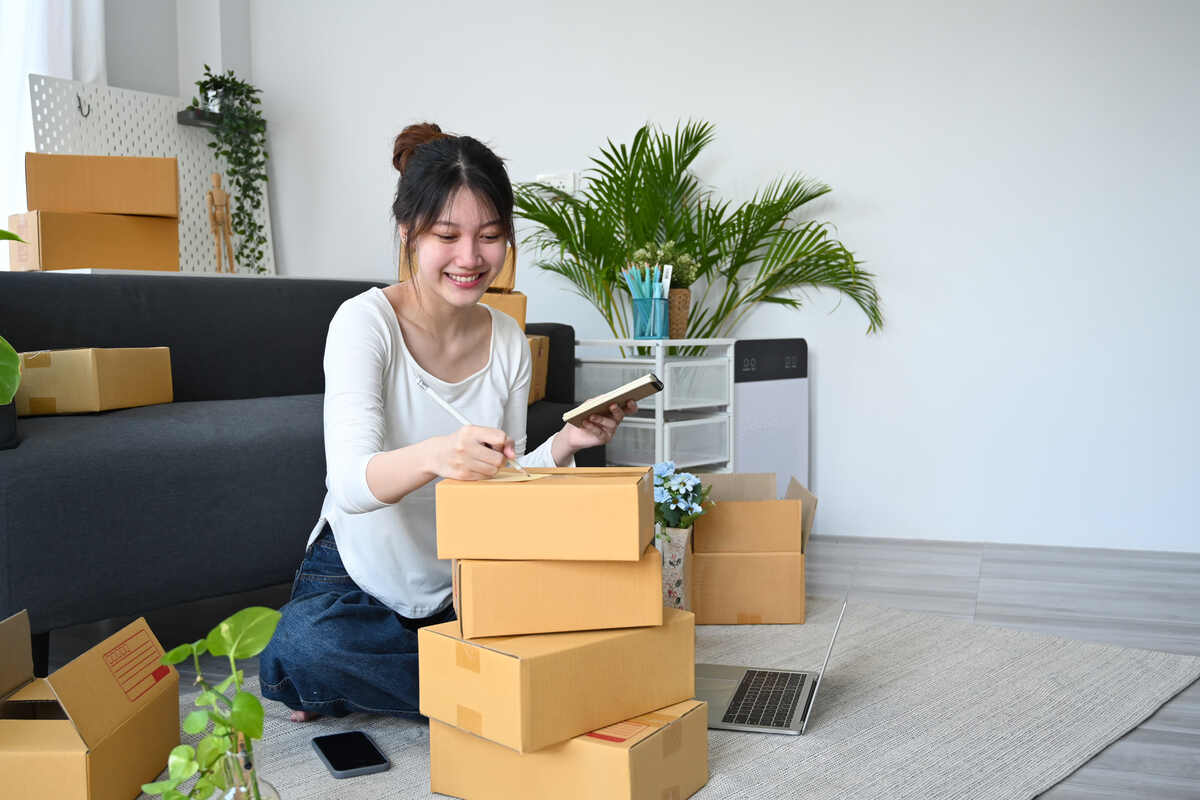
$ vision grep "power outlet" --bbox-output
[535,170,577,194]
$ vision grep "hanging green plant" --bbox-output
[190,65,270,274]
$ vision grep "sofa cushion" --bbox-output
[0,395,327,632]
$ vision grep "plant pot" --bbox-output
[655,524,693,611]
[204,89,224,114]
[668,288,690,339]
[0,401,18,450]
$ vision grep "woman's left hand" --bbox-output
[554,400,638,463]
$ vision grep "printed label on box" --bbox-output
[104,629,170,701]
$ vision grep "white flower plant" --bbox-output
[653,462,713,536]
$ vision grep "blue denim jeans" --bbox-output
[259,524,455,717]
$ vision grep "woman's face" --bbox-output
[408,189,508,307]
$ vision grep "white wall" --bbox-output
[105,0,177,96]
[247,0,1199,552]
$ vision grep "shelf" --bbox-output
[176,108,221,128]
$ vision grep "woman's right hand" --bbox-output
[425,425,517,481]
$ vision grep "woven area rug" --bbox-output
[158,597,1200,799]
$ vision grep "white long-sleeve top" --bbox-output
[308,287,563,618]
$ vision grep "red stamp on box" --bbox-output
[103,629,169,701]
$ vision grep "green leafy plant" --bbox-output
[653,461,712,532]
[142,607,281,800]
[0,335,19,406]
[514,120,882,342]
[189,65,270,274]
[1,229,25,406]
[630,240,700,289]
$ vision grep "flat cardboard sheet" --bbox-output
[430,700,709,799]
[15,347,173,416]
[453,545,663,638]
[25,153,179,217]
[437,467,654,561]
[5,211,180,271]
[418,607,695,752]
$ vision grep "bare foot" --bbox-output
[289,709,321,722]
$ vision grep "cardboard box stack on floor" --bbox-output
[6,153,180,271]
[423,466,709,799]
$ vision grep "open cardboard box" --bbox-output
[0,610,179,800]
[418,607,695,753]
[437,467,653,561]
[451,545,663,639]
[430,699,709,799]
[690,473,817,624]
[14,347,173,416]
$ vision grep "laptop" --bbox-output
[695,600,848,735]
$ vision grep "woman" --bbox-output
[260,123,635,721]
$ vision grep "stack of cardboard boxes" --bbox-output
[421,467,709,799]
[6,153,180,271]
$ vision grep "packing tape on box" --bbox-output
[29,397,57,414]
[661,720,683,757]
[22,352,52,368]
[736,612,763,625]
[662,787,681,800]
[632,712,676,727]
[456,704,483,735]
[455,643,480,673]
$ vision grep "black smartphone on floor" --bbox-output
[311,730,391,779]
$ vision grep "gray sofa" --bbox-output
[0,272,599,672]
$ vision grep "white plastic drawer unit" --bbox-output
[575,357,730,411]
[607,414,731,469]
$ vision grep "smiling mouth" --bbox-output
[446,272,484,288]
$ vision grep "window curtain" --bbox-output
[1,0,105,266]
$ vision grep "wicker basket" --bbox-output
[668,287,691,339]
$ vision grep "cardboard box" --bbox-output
[690,473,816,625]
[430,699,709,799]
[479,289,526,330]
[418,607,695,752]
[0,610,180,800]
[6,211,180,271]
[452,545,664,639]
[527,334,549,405]
[399,245,515,291]
[25,153,179,217]
[15,347,173,416]
[437,467,654,561]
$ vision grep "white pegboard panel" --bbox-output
[28,73,276,275]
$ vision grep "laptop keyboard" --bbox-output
[722,669,806,728]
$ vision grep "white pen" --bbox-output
[414,376,531,477]
[662,264,673,297]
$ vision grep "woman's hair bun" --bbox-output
[393,122,452,174]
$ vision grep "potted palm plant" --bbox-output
[514,120,883,344]
[2,228,25,450]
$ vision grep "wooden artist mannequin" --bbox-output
[206,173,236,273]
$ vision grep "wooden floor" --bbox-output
[46,536,1200,799]
[805,535,1200,800]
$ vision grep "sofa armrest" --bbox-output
[525,322,574,404]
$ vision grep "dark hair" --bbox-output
[392,122,515,280]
